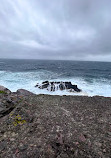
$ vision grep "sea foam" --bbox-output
[0,70,111,97]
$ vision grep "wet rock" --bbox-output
[35,81,81,93]
[42,81,49,84]
[59,83,65,90]
[37,81,50,89]
[41,83,49,89]
[35,83,39,87]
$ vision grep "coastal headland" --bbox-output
[0,86,111,158]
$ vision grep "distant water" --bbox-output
[0,59,111,97]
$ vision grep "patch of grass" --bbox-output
[0,90,7,94]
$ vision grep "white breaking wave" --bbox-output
[0,70,111,97]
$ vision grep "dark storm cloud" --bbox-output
[0,0,111,61]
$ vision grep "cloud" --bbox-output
[0,0,111,61]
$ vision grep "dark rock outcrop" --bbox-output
[35,81,81,92]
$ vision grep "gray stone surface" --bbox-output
[0,92,111,158]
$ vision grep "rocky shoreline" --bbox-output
[0,85,111,158]
[35,81,81,92]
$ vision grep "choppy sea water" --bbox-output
[0,59,111,97]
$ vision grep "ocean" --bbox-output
[0,59,111,97]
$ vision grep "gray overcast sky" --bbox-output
[0,0,111,61]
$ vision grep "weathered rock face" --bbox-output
[16,89,35,96]
[0,85,11,94]
[0,88,35,118]
[0,94,17,118]
[0,94,111,158]
[35,81,81,92]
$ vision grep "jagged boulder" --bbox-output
[35,81,81,92]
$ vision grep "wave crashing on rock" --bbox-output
[35,81,81,93]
